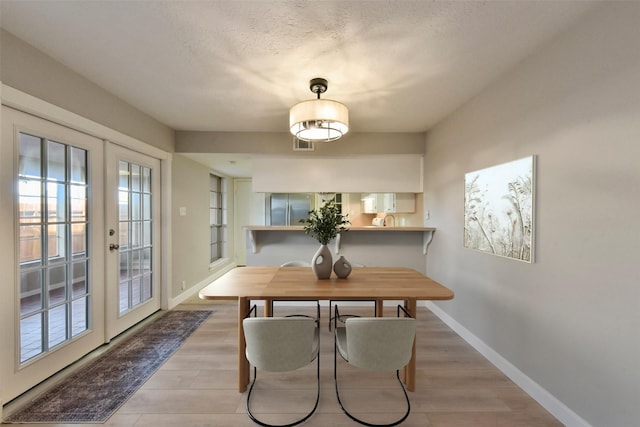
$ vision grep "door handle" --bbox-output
[109,243,120,251]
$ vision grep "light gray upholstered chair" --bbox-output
[273,261,317,317]
[243,306,320,427]
[280,260,311,267]
[333,305,416,427]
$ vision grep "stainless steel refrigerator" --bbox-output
[269,193,312,226]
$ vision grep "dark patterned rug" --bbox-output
[5,310,211,423]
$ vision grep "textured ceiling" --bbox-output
[1,0,598,135]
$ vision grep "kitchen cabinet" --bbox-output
[361,193,415,213]
[315,193,349,214]
[361,194,375,213]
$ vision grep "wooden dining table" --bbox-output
[198,266,454,392]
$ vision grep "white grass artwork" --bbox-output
[464,156,535,262]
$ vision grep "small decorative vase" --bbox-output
[312,244,333,279]
[333,256,352,279]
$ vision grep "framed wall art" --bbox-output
[464,156,535,263]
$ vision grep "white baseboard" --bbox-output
[424,301,591,427]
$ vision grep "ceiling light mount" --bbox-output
[309,78,328,98]
[290,77,349,142]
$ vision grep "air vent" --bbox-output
[293,137,315,151]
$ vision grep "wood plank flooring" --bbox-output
[5,300,563,426]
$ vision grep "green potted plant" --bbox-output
[300,198,350,279]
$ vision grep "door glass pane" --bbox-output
[20,270,43,315]
[19,224,42,266]
[71,297,88,337]
[19,179,41,222]
[118,161,129,189]
[119,222,129,248]
[131,164,140,192]
[142,248,151,274]
[142,275,151,301]
[119,280,129,313]
[132,277,142,306]
[143,194,151,220]
[119,191,129,221]
[131,221,141,248]
[119,251,130,280]
[70,185,87,222]
[117,161,153,314]
[48,305,67,348]
[17,133,90,364]
[48,264,67,306]
[47,224,67,263]
[19,134,42,177]
[70,147,86,184]
[71,261,87,297]
[142,167,151,193]
[143,221,151,246]
[72,223,87,259]
[46,182,66,223]
[131,249,141,276]
[20,314,43,363]
[131,192,141,221]
[47,141,66,182]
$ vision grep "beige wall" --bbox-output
[0,30,174,152]
[175,130,425,155]
[171,154,235,296]
[423,3,640,426]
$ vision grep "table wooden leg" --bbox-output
[264,299,272,317]
[238,297,250,393]
[404,298,417,392]
[375,298,384,317]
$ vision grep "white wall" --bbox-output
[423,3,640,427]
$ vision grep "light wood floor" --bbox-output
[6,300,563,427]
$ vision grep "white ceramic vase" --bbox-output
[333,256,352,279]
[311,244,333,279]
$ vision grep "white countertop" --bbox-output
[245,226,435,231]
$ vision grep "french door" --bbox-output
[104,143,161,340]
[1,107,105,403]
[1,107,162,403]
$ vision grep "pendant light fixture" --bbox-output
[289,78,349,142]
